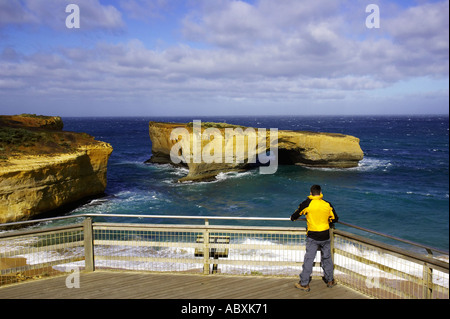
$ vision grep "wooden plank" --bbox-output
[0,270,368,299]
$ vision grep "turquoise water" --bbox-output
[61,115,449,251]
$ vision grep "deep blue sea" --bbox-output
[61,115,449,251]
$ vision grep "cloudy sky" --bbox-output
[0,0,448,116]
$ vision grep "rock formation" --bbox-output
[147,120,364,182]
[0,114,113,223]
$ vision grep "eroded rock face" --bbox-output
[147,121,364,182]
[276,129,364,167]
[0,114,113,223]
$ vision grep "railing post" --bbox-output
[83,217,95,272]
[203,219,210,275]
[330,226,335,264]
[423,263,433,299]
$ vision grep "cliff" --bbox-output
[147,121,364,182]
[0,114,113,223]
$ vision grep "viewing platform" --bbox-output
[1,214,448,300]
[0,270,367,299]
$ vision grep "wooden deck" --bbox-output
[0,271,368,299]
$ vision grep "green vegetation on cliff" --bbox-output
[185,121,247,129]
[0,114,113,223]
[0,114,95,160]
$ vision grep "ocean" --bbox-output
[60,115,449,251]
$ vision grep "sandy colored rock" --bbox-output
[147,121,363,182]
[0,114,112,223]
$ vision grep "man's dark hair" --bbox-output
[310,184,322,195]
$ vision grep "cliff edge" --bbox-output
[147,121,364,182]
[0,114,113,223]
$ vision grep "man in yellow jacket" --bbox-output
[290,185,338,292]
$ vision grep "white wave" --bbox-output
[168,166,189,176]
[88,198,109,205]
[148,162,189,175]
[215,171,255,181]
[112,160,148,167]
[164,169,256,186]
[112,190,171,205]
[70,189,171,215]
[404,188,449,199]
[0,237,40,254]
[306,157,392,172]
[352,157,392,172]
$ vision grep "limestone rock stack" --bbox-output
[0,114,113,223]
[147,121,364,182]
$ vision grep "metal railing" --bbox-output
[1,214,448,299]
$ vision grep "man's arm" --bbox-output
[290,198,311,221]
[328,203,338,226]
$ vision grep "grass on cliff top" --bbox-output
[186,121,247,129]
[0,126,95,161]
[0,126,42,148]
[18,113,51,119]
[0,114,63,130]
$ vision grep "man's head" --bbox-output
[310,184,322,196]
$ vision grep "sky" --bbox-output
[0,0,448,117]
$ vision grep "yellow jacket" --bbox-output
[291,194,338,240]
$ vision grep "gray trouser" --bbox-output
[300,237,334,286]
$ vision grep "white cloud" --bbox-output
[0,0,125,30]
[119,0,171,21]
[0,0,36,26]
[0,0,448,116]
[379,1,449,78]
[178,0,448,85]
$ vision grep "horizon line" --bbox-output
[2,113,448,118]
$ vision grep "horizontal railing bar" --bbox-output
[335,230,449,272]
[0,256,85,276]
[0,224,84,239]
[333,264,410,299]
[0,215,85,228]
[94,239,304,251]
[1,213,448,256]
[334,247,423,284]
[94,256,307,268]
[89,214,449,255]
[93,222,305,233]
[337,221,449,255]
[0,240,84,259]
[94,255,202,265]
[88,213,291,221]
